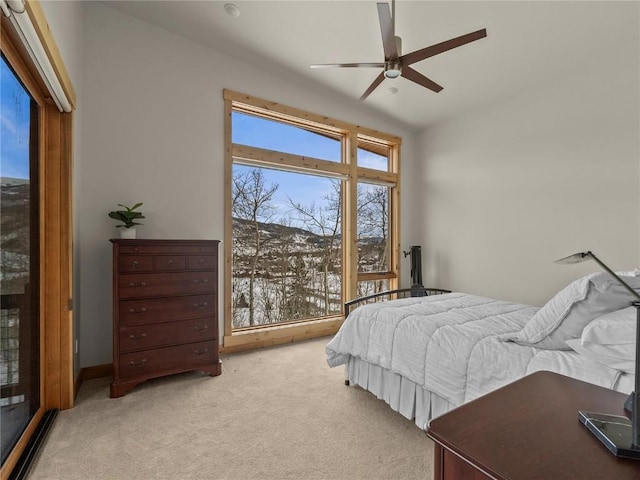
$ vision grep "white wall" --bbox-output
[50,1,638,369]
[38,0,84,378]
[416,33,640,306]
[78,2,418,368]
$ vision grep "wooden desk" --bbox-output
[426,371,640,479]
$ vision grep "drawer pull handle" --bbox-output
[168,260,174,265]
[198,259,205,265]
[129,307,147,314]
[193,279,209,285]
[194,302,208,310]
[129,333,147,340]
[193,325,208,332]
[194,348,209,356]
[133,247,140,252]
[128,282,147,288]
[129,359,147,367]
[132,260,139,267]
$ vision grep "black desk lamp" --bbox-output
[555,251,640,459]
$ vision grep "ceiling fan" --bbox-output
[310,1,487,101]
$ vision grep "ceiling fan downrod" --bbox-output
[391,0,395,36]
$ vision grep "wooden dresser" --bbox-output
[110,239,221,398]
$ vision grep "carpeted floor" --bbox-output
[28,338,434,479]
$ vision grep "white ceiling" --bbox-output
[106,1,639,130]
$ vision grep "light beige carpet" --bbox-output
[28,338,434,480]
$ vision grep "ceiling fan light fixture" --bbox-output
[384,61,402,79]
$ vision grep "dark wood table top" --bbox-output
[427,371,640,479]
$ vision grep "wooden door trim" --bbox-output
[0,3,74,477]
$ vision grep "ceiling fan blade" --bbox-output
[310,63,385,69]
[360,72,385,101]
[377,2,398,60]
[401,66,443,93]
[401,29,487,66]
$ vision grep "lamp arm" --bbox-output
[587,251,640,302]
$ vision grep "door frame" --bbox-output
[1,3,75,476]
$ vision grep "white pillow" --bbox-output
[571,307,637,373]
[505,272,640,350]
[566,337,635,373]
[582,306,637,346]
[616,269,640,277]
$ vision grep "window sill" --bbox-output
[220,316,343,354]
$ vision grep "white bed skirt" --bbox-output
[346,355,636,431]
[346,356,454,430]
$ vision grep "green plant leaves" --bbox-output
[108,203,145,228]
[117,202,143,212]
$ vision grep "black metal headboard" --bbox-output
[344,287,451,317]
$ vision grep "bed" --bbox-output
[326,273,639,429]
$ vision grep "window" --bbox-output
[232,112,341,162]
[224,90,400,351]
[1,53,40,466]
[357,138,389,171]
[231,165,342,328]
[357,182,391,297]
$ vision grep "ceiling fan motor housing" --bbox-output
[384,60,402,78]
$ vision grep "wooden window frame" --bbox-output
[1,2,75,476]
[222,89,400,353]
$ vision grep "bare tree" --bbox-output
[232,168,278,326]
[288,180,341,316]
[284,252,311,319]
[271,217,297,323]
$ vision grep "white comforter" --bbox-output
[326,292,623,407]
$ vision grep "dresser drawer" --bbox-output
[119,245,216,255]
[119,341,216,378]
[119,255,153,273]
[119,272,216,299]
[154,255,186,271]
[188,255,216,270]
[119,318,215,353]
[119,295,215,326]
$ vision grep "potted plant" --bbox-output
[108,203,145,239]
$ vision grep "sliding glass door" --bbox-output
[0,53,41,466]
